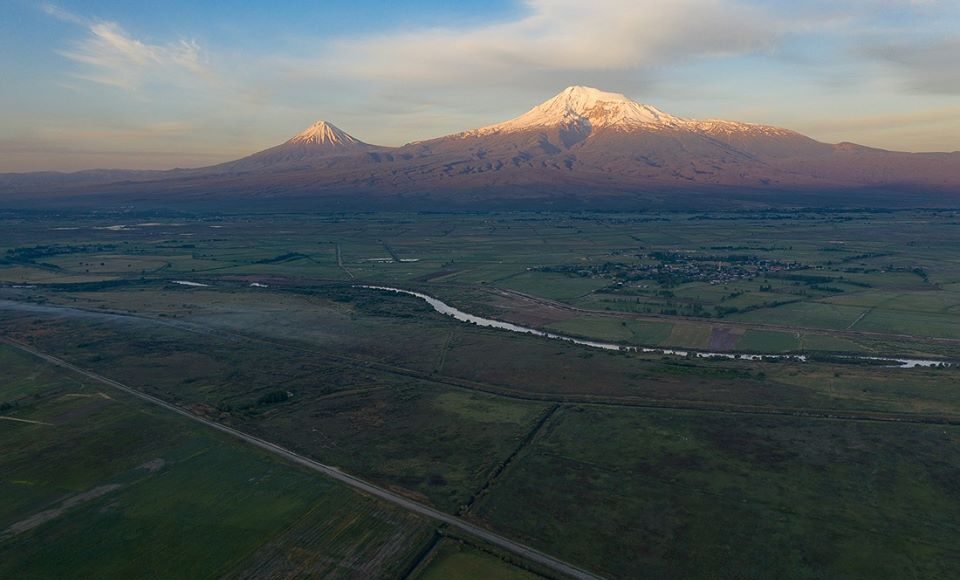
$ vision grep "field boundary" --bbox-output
[3,298,959,426]
[0,336,604,580]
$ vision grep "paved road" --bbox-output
[1,337,604,580]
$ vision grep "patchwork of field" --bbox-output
[4,210,960,357]
[7,287,960,421]
[0,304,553,513]
[3,209,960,579]
[471,406,960,579]
[0,344,433,579]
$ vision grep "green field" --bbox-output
[736,329,800,352]
[3,209,960,579]
[0,345,433,579]
[547,316,673,346]
[416,541,540,580]
[499,271,611,301]
[4,209,960,356]
[0,304,550,512]
[472,406,960,579]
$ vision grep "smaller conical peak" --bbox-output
[288,121,363,146]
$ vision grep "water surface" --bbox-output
[359,285,950,369]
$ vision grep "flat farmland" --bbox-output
[6,282,960,425]
[0,302,552,512]
[471,406,960,579]
[4,210,960,356]
[3,209,960,579]
[415,540,541,580]
[0,344,433,579]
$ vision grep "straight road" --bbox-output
[0,336,604,580]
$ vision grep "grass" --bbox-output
[245,386,549,511]
[5,209,960,578]
[499,271,610,301]
[0,345,87,401]
[0,304,550,513]
[0,344,433,579]
[736,329,800,352]
[730,301,867,330]
[855,309,960,339]
[0,265,118,283]
[7,209,960,351]
[546,316,673,346]
[9,285,960,420]
[416,540,540,580]
[662,321,713,348]
[473,405,960,579]
[800,333,866,353]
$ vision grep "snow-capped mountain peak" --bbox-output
[218,120,372,171]
[469,85,685,136]
[539,86,681,126]
[8,84,960,198]
[288,121,363,146]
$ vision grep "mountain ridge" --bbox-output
[1,86,959,204]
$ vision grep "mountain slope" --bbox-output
[372,86,958,191]
[374,87,838,190]
[1,86,958,204]
[215,121,379,173]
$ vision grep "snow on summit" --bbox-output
[216,120,372,170]
[466,85,795,139]
[289,121,363,146]
[7,83,960,194]
[470,85,685,135]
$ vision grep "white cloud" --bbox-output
[44,3,211,91]
[23,0,960,167]
[296,0,782,86]
[862,38,960,94]
[40,2,87,25]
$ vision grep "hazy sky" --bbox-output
[1,0,959,171]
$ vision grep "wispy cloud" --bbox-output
[862,38,960,94]
[291,0,782,87]
[15,0,960,169]
[43,3,212,91]
[40,2,86,25]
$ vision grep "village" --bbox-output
[539,251,806,287]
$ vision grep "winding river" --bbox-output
[358,285,951,369]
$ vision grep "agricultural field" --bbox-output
[3,209,960,357]
[0,344,434,579]
[415,540,541,580]
[0,303,551,513]
[471,406,960,579]
[3,208,960,578]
